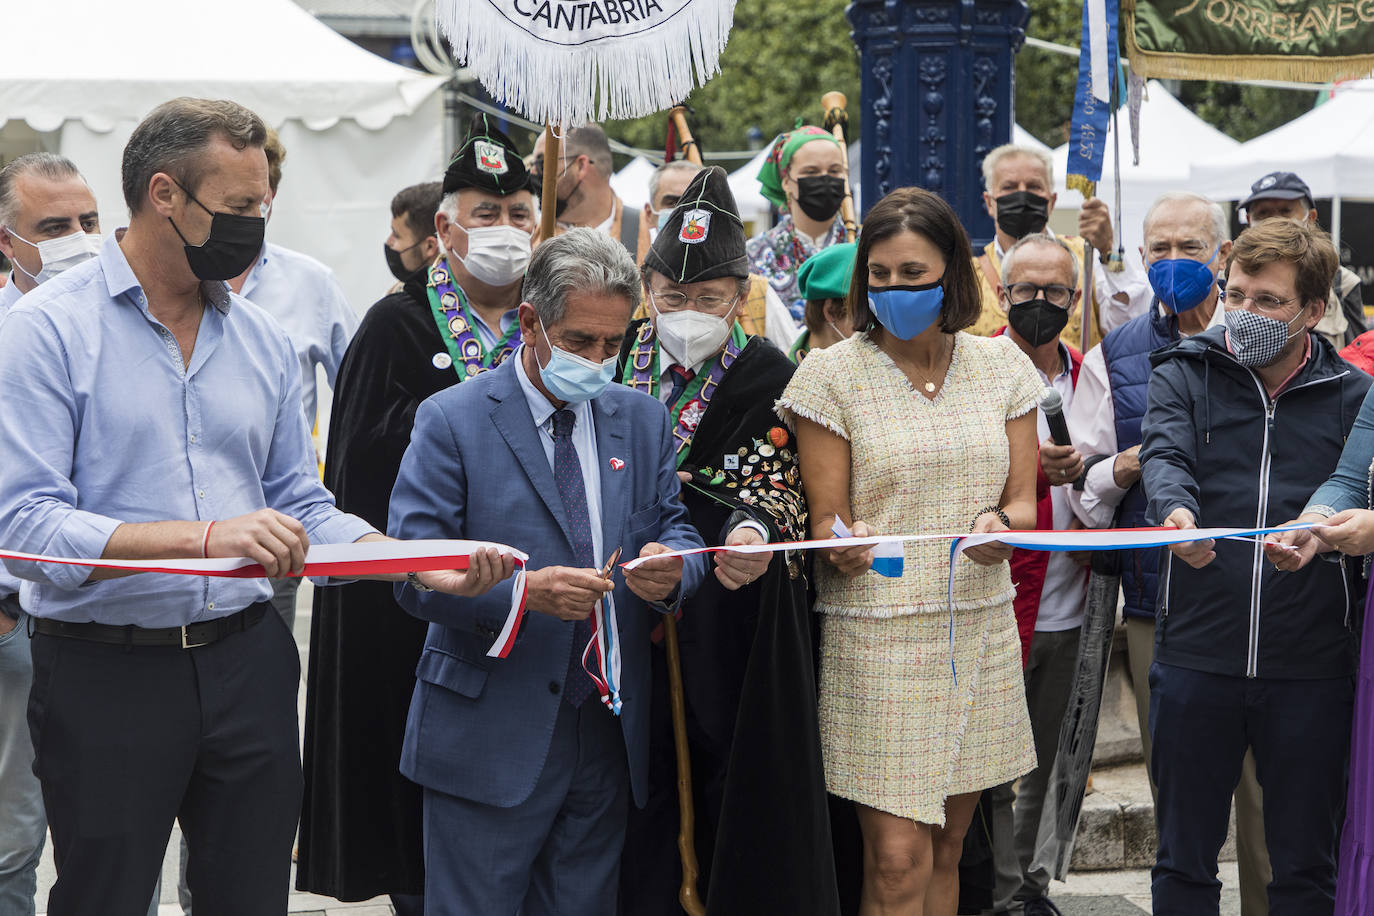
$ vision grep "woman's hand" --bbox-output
[962,511,1013,566]
[1264,513,1332,571]
[1312,509,1374,557]
[825,520,876,579]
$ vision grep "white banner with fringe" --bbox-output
[436,0,737,124]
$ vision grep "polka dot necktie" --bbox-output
[552,409,597,708]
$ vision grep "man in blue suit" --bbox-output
[388,227,709,915]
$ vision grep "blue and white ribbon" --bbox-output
[1065,0,1119,197]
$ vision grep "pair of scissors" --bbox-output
[598,547,622,581]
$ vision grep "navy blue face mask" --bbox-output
[868,280,945,340]
[1148,246,1218,313]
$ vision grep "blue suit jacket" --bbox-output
[388,357,706,808]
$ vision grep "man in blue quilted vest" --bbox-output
[1042,191,1278,914]
[1043,191,1227,763]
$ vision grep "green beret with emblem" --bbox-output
[442,114,534,197]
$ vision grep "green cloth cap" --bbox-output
[756,126,841,209]
[797,242,857,302]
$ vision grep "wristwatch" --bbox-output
[406,570,434,592]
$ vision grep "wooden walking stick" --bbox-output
[539,124,561,244]
[669,105,704,167]
[821,91,858,244]
[663,611,705,916]
[663,105,707,916]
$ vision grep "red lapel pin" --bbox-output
[609,457,625,471]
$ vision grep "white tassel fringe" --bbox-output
[436,0,737,125]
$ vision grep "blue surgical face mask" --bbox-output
[868,280,945,340]
[1148,246,1218,313]
[656,209,673,231]
[537,322,616,403]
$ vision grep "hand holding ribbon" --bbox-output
[963,511,1014,566]
[624,542,684,604]
[823,518,877,578]
[714,525,769,590]
[525,566,614,621]
[1305,509,1374,558]
[412,544,517,596]
[1163,508,1215,569]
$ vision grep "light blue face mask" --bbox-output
[537,322,616,403]
[656,209,673,231]
[868,280,945,340]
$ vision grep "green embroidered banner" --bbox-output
[1124,0,1374,81]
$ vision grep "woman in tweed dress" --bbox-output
[778,187,1040,916]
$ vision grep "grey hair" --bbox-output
[648,160,702,210]
[0,153,85,229]
[523,227,641,325]
[981,144,1054,195]
[437,191,460,224]
[1000,232,1078,286]
[122,97,266,214]
[1143,191,1229,248]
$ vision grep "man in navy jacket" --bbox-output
[388,228,708,915]
[1141,218,1367,914]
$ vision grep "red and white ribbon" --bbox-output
[0,539,532,659]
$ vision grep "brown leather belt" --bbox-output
[32,601,271,649]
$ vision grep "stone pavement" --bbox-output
[35,583,1245,915]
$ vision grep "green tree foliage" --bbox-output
[1173,82,1316,142]
[1015,0,1317,147]
[603,0,860,158]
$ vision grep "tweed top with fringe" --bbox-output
[777,330,1041,616]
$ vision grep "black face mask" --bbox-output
[385,240,428,283]
[994,190,1050,240]
[1007,298,1069,347]
[168,180,265,281]
[554,163,583,218]
[795,175,847,222]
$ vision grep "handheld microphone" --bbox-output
[1040,388,1073,448]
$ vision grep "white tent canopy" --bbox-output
[1052,81,1239,260]
[0,0,446,316]
[1190,82,1374,202]
[610,156,658,212]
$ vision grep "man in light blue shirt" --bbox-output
[0,97,507,916]
[0,151,101,916]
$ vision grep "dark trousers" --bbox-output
[422,697,629,916]
[28,606,302,916]
[1149,661,1352,915]
[989,627,1081,912]
[619,643,730,916]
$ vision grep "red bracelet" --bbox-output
[201,521,216,558]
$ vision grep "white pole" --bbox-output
[1333,195,1343,254]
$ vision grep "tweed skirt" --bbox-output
[818,600,1036,826]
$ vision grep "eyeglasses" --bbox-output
[1222,289,1299,312]
[1006,282,1074,307]
[649,289,739,312]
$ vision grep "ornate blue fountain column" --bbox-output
[848,0,1029,249]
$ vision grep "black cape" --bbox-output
[616,321,849,915]
[296,273,465,899]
